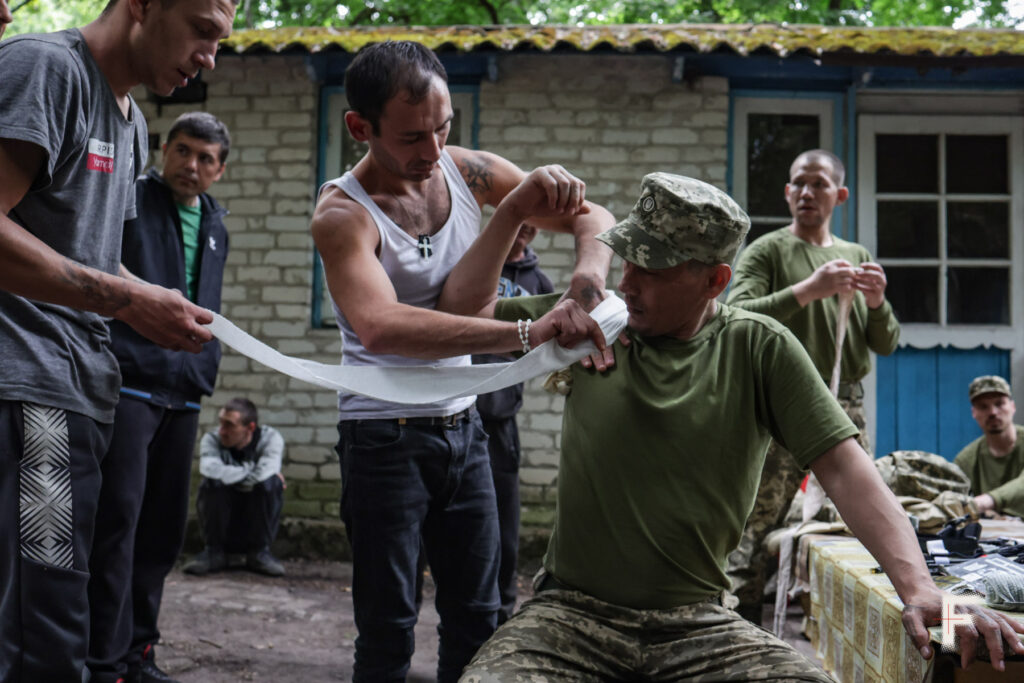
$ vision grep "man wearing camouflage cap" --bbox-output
[724,149,901,621]
[460,173,1022,682]
[955,375,1024,518]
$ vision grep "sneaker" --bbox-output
[139,658,179,683]
[246,548,284,577]
[182,547,226,576]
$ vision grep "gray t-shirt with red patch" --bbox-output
[0,29,147,422]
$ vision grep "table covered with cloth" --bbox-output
[804,521,1024,683]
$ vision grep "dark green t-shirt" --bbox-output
[727,227,900,383]
[955,426,1024,518]
[496,295,858,608]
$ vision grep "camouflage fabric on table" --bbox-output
[596,173,750,269]
[726,397,869,614]
[875,450,971,499]
[459,581,832,683]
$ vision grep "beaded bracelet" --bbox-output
[517,318,532,354]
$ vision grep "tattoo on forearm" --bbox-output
[459,156,494,196]
[580,284,601,303]
[61,259,131,313]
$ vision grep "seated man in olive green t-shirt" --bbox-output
[460,174,1022,683]
[955,375,1024,518]
[724,149,900,619]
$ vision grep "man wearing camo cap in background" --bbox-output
[460,173,1023,682]
[955,375,1024,518]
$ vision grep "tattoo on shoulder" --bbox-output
[61,259,131,313]
[459,155,494,195]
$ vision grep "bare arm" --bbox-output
[311,186,605,360]
[812,437,1024,670]
[447,147,613,312]
[440,163,592,318]
[0,138,213,352]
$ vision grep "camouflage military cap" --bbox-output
[596,173,750,269]
[969,375,1011,402]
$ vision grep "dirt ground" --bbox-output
[154,558,815,682]
[154,559,536,682]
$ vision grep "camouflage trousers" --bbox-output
[725,396,870,614]
[460,580,831,682]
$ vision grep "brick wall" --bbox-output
[135,52,728,535]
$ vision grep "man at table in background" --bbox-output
[462,173,1024,682]
[955,375,1024,518]
[725,149,900,621]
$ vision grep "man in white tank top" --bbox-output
[311,41,616,683]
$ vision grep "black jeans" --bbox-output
[196,475,284,553]
[0,400,110,683]
[87,397,199,678]
[481,416,521,624]
[337,411,500,683]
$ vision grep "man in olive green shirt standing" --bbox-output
[725,149,900,619]
[955,375,1024,518]
[460,174,1022,682]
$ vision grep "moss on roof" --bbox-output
[220,23,1024,59]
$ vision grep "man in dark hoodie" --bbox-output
[473,223,553,623]
[87,111,231,683]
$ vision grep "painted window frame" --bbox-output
[310,85,480,328]
[856,114,1024,351]
[729,91,847,242]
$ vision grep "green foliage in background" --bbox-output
[4,0,1017,37]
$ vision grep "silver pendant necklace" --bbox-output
[390,190,432,260]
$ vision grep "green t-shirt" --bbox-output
[496,295,858,609]
[177,202,202,302]
[954,425,1024,518]
[727,227,900,383]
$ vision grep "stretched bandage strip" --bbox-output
[205,293,628,405]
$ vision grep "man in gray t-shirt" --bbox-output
[0,2,239,681]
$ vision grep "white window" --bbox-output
[731,96,838,244]
[857,115,1024,350]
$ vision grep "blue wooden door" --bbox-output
[875,347,1010,460]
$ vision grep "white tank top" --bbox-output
[322,150,481,419]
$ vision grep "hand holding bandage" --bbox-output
[205,293,628,405]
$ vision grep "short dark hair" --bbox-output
[344,40,447,134]
[223,397,258,426]
[792,149,846,186]
[104,0,242,14]
[166,111,231,163]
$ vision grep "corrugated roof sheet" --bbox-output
[220,23,1024,59]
